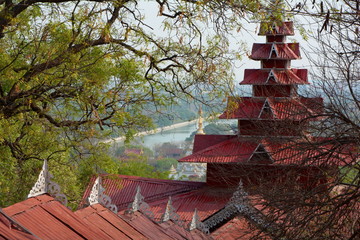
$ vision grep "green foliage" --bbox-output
[153,158,178,172]
[118,159,169,179]
[0,0,263,206]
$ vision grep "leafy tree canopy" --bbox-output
[0,0,273,206]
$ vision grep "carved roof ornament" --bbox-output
[202,181,252,232]
[88,176,118,213]
[189,208,208,233]
[162,196,181,224]
[129,185,154,219]
[28,160,68,206]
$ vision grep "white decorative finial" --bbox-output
[189,208,200,230]
[131,185,143,212]
[129,185,155,218]
[162,196,181,223]
[197,107,205,135]
[28,160,68,206]
[88,177,118,213]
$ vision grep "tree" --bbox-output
[0,0,266,206]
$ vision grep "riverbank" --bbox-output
[103,119,198,143]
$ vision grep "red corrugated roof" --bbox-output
[0,209,38,240]
[3,195,111,240]
[211,217,270,240]
[250,43,300,60]
[80,175,205,211]
[181,136,353,166]
[219,97,323,121]
[148,186,233,224]
[179,138,258,163]
[259,21,294,36]
[241,69,308,85]
[158,221,209,240]
[193,135,237,153]
[75,204,147,239]
[120,211,187,239]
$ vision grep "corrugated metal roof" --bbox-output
[148,186,233,224]
[80,175,205,211]
[158,221,209,240]
[179,138,258,163]
[120,212,182,239]
[241,69,308,85]
[75,204,146,239]
[211,217,270,240]
[219,97,323,121]
[193,135,237,153]
[3,195,111,240]
[258,21,294,36]
[181,136,352,166]
[0,209,38,240]
[250,43,300,60]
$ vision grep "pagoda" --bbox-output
[179,19,326,188]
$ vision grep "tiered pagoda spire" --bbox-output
[179,19,325,187]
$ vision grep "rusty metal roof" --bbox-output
[148,186,234,224]
[219,97,323,121]
[80,175,205,211]
[241,69,308,85]
[250,43,300,60]
[258,21,294,36]
[211,217,270,240]
[120,211,182,239]
[179,138,258,163]
[158,221,210,240]
[181,136,350,166]
[75,204,147,239]
[3,195,111,240]
[193,135,237,153]
[0,209,38,240]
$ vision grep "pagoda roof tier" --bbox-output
[179,137,356,166]
[219,97,323,121]
[241,69,308,85]
[259,21,294,36]
[250,43,300,60]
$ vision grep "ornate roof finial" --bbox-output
[88,177,118,213]
[197,107,205,135]
[28,160,68,206]
[131,185,143,212]
[228,180,248,207]
[162,196,181,223]
[189,209,208,233]
[129,185,154,218]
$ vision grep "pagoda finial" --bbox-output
[162,196,181,223]
[88,176,118,213]
[197,107,205,135]
[28,160,68,206]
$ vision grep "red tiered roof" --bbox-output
[219,97,323,120]
[179,137,355,166]
[259,21,294,36]
[241,69,308,85]
[250,43,300,60]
